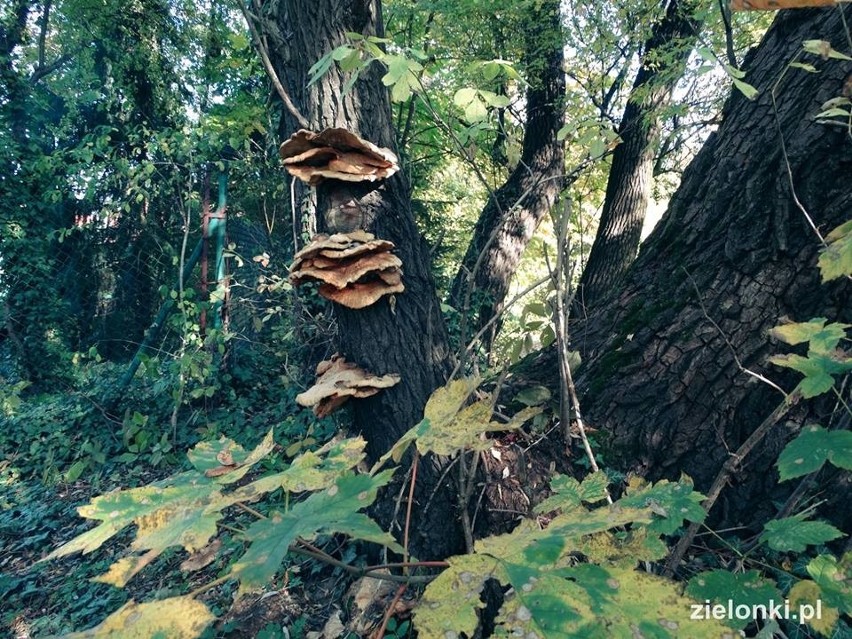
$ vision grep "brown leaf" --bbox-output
[180,539,222,572]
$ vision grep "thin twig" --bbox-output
[375,584,407,639]
[684,268,787,397]
[403,452,419,567]
[663,393,798,577]
[236,0,310,129]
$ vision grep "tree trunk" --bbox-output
[577,0,700,311]
[264,0,460,558]
[573,6,852,531]
[448,0,565,349]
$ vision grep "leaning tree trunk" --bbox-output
[568,6,852,531]
[263,0,460,559]
[577,0,700,311]
[448,0,565,349]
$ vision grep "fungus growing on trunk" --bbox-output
[296,354,401,417]
[289,231,404,309]
[279,128,399,186]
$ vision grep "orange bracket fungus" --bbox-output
[289,230,404,309]
[279,128,399,186]
[296,354,401,417]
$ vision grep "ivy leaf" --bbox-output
[62,597,214,639]
[760,515,844,552]
[619,476,706,534]
[777,424,852,480]
[819,219,852,282]
[686,570,782,630]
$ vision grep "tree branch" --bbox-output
[236,0,310,130]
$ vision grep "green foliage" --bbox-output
[776,424,852,481]
[415,476,720,636]
[769,318,852,398]
[759,514,844,553]
[818,220,852,282]
[686,570,782,631]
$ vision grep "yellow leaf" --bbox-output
[789,580,840,636]
[62,597,214,638]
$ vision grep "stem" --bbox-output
[663,394,797,577]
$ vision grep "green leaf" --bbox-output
[41,472,218,561]
[415,397,540,457]
[768,352,851,398]
[819,219,852,282]
[230,471,401,596]
[187,429,275,484]
[769,318,849,353]
[514,385,551,407]
[414,554,500,636]
[789,580,841,636]
[62,597,214,639]
[423,377,479,431]
[807,553,852,614]
[803,39,852,61]
[760,515,844,552]
[686,570,782,630]
[453,87,478,108]
[777,424,852,480]
[732,77,758,100]
[534,471,608,514]
[789,62,819,73]
[619,477,706,534]
[307,52,334,86]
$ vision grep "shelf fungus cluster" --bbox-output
[289,230,404,309]
[296,354,400,417]
[283,127,404,413]
[279,128,399,186]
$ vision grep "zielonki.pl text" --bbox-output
[690,599,822,623]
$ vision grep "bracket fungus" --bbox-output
[279,128,399,186]
[296,354,401,417]
[289,230,404,309]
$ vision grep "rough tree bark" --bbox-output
[263,0,461,558]
[577,0,700,311]
[447,0,565,348]
[557,6,852,531]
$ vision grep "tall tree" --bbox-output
[526,5,851,531]
[448,0,565,349]
[261,0,460,558]
[577,0,700,310]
